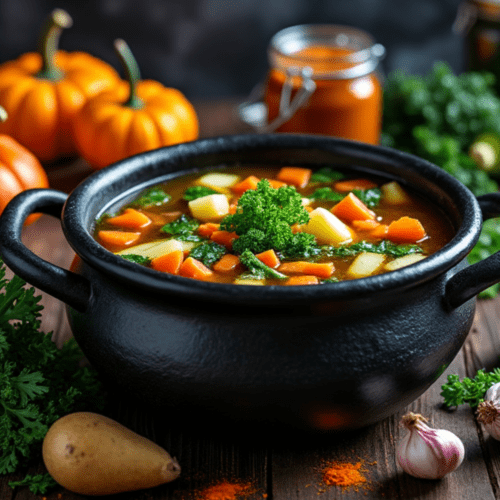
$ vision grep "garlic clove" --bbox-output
[477,400,500,441]
[396,412,465,480]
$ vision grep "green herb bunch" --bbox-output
[382,62,500,298]
[220,179,314,255]
[0,261,104,492]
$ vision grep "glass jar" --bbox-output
[262,25,385,144]
[455,1,500,93]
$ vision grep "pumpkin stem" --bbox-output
[36,9,73,80]
[114,39,144,109]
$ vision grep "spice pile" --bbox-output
[322,461,369,491]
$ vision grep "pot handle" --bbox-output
[0,188,91,312]
[444,192,500,309]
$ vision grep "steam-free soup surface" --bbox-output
[94,165,454,285]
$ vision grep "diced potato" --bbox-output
[380,181,410,205]
[384,253,426,271]
[188,194,230,221]
[116,239,183,259]
[180,241,198,253]
[196,173,240,192]
[233,278,265,286]
[302,207,352,245]
[347,252,386,279]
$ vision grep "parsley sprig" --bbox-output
[0,261,104,491]
[441,368,500,408]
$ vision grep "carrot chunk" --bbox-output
[210,230,239,249]
[386,216,426,243]
[107,208,151,230]
[351,219,380,231]
[276,167,312,188]
[151,250,184,274]
[198,222,220,238]
[370,224,389,239]
[97,230,141,249]
[256,249,280,269]
[231,175,260,195]
[333,179,377,192]
[284,275,320,286]
[213,254,242,273]
[278,261,334,279]
[267,179,288,189]
[331,192,375,222]
[179,257,214,281]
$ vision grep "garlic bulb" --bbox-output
[396,412,465,479]
[477,382,500,440]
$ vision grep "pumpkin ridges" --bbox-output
[97,108,135,166]
[125,111,161,159]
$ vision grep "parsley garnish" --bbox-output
[132,186,171,208]
[308,187,344,202]
[0,261,104,490]
[183,186,219,201]
[441,368,500,407]
[161,214,199,236]
[220,179,314,255]
[189,242,226,267]
[353,188,382,208]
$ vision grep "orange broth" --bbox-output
[93,166,455,286]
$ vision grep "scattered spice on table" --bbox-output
[194,479,254,500]
[321,460,372,492]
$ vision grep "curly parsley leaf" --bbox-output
[9,473,58,494]
[220,179,314,255]
[189,241,227,267]
[183,186,219,201]
[0,260,104,490]
[308,187,344,202]
[132,186,171,208]
[441,368,500,407]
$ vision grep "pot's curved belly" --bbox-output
[67,263,474,431]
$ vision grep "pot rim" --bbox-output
[62,134,481,304]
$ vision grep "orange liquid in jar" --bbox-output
[264,46,383,144]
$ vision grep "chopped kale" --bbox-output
[131,186,171,208]
[310,167,345,183]
[308,187,345,202]
[321,277,340,283]
[176,233,205,242]
[239,250,287,280]
[220,179,314,255]
[323,240,423,258]
[120,254,151,265]
[183,186,219,201]
[189,241,226,267]
[352,188,382,207]
[161,214,199,236]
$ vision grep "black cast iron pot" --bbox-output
[2,134,500,431]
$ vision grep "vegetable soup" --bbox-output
[93,165,455,285]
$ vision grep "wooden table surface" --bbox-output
[2,100,500,500]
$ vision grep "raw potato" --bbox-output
[302,207,352,245]
[42,412,181,496]
[347,252,386,279]
[189,194,230,221]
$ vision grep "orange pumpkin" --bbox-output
[0,108,49,225]
[0,9,120,163]
[73,39,199,169]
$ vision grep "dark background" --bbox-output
[0,0,466,101]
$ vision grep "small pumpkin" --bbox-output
[73,39,199,169]
[0,107,49,225]
[0,9,120,163]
